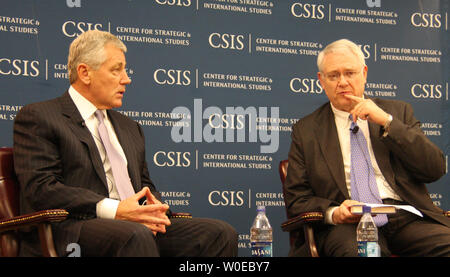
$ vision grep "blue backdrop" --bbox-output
[1,0,448,256]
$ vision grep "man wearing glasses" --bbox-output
[284,39,450,256]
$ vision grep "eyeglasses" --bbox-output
[322,67,363,82]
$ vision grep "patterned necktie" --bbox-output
[349,115,388,226]
[95,110,135,200]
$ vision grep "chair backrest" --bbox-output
[279,160,288,185]
[279,160,289,217]
[280,160,299,246]
[0,147,20,256]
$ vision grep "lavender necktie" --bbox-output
[349,115,388,226]
[95,110,135,200]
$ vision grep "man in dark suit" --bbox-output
[13,30,238,257]
[284,38,450,257]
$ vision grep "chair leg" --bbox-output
[0,232,19,257]
[37,223,58,257]
[304,225,319,257]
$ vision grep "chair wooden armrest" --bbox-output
[281,212,324,232]
[169,212,192,219]
[281,211,324,257]
[0,209,68,232]
[0,209,68,257]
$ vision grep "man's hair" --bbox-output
[67,30,127,84]
[317,39,366,72]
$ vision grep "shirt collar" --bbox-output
[68,86,106,120]
[330,102,350,122]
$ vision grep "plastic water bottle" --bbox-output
[356,206,380,257]
[250,206,273,257]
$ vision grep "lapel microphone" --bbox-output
[349,115,359,134]
[81,120,86,127]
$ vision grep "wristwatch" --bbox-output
[382,114,393,137]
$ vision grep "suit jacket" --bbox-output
[13,91,161,256]
[284,98,449,255]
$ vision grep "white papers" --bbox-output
[392,205,423,217]
[364,203,423,217]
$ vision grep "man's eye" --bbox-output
[345,71,356,78]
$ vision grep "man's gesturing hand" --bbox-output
[115,187,171,235]
[344,95,390,126]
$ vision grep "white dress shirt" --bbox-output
[325,102,402,224]
[69,86,128,219]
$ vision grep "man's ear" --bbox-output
[362,65,368,81]
[77,63,91,85]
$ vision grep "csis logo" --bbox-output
[0,58,40,77]
[291,3,326,20]
[153,68,191,86]
[208,113,245,130]
[290,77,323,94]
[411,13,442,28]
[155,0,191,7]
[411,83,443,99]
[208,33,245,51]
[62,21,104,38]
[358,44,372,60]
[153,151,191,167]
[208,190,245,207]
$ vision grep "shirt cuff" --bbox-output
[325,206,339,225]
[96,198,120,219]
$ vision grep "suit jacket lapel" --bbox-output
[58,92,108,188]
[314,104,349,199]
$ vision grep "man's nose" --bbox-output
[121,71,131,85]
[337,73,349,85]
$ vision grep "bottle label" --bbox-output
[251,242,273,257]
[357,241,380,257]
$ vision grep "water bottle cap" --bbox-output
[363,205,372,213]
[256,206,266,212]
